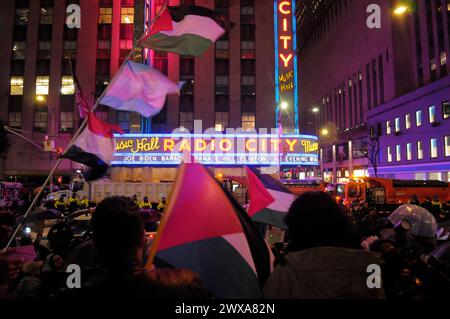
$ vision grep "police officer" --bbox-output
[157,196,167,212]
[54,195,67,214]
[140,196,151,209]
[79,196,89,209]
[68,193,79,214]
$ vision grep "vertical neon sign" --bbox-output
[274,0,299,134]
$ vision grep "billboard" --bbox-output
[112,134,319,166]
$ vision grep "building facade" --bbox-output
[0,0,277,183]
[296,0,450,182]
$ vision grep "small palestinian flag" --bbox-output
[245,167,297,230]
[139,6,230,57]
[61,113,123,181]
[146,163,272,298]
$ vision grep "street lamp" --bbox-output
[280,102,288,110]
[312,107,320,113]
[321,128,329,137]
[393,5,409,15]
[36,95,46,103]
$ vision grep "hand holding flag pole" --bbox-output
[2,4,170,252]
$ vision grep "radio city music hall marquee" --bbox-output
[112,134,319,166]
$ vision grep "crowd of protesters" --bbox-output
[1,190,449,299]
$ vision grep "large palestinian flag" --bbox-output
[245,167,297,230]
[139,6,230,57]
[61,113,123,180]
[146,163,272,299]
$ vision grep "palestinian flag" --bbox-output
[146,163,272,298]
[139,6,230,57]
[245,167,297,230]
[61,113,123,180]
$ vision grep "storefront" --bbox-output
[110,133,319,183]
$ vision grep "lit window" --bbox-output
[417,141,424,160]
[396,145,401,162]
[395,117,400,132]
[119,40,133,49]
[407,143,412,160]
[445,136,450,157]
[386,120,391,134]
[60,111,74,132]
[99,8,112,24]
[448,172,450,182]
[95,111,109,122]
[61,76,75,95]
[215,112,229,132]
[8,112,22,128]
[38,41,51,50]
[36,76,49,95]
[430,138,438,158]
[443,101,450,119]
[180,112,194,132]
[98,40,111,50]
[429,105,436,123]
[241,41,255,50]
[121,8,134,24]
[242,113,256,131]
[416,110,422,127]
[387,146,392,162]
[10,76,24,95]
[405,114,411,129]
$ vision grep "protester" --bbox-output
[157,196,167,212]
[263,192,385,299]
[62,196,209,299]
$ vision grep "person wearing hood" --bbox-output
[263,192,385,299]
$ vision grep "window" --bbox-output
[242,76,255,86]
[117,111,130,132]
[8,112,22,128]
[443,101,450,119]
[430,138,438,158]
[99,8,112,24]
[36,76,49,95]
[215,76,229,87]
[15,8,29,25]
[429,106,436,123]
[60,111,74,133]
[396,145,401,162]
[417,141,424,159]
[405,114,411,129]
[416,110,422,127]
[407,143,412,160]
[242,113,255,131]
[8,96,22,128]
[386,120,391,134]
[61,76,74,95]
[215,112,229,131]
[180,112,194,132]
[40,7,53,24]
[121,8,134,24]
[10,76,24,95]
[216,40,229,50]
[445,136,450,157]
[395,117,400,132]
[387,146,392,162]
[34,110,48,132]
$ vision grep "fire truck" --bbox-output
[334,178,450,209]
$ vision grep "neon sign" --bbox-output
[112,134,319,166]
[274,0,299,134]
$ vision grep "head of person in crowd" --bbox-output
[143,196,149,203]
[145,269,210,299]
[47,222,74,256]
[132,194,138,201]
[92,196,144,265]
[285,192,360,252]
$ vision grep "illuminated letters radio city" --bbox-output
[112,134,319,166]
[274,0,299,134]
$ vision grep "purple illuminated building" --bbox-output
[295,0,450,182]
